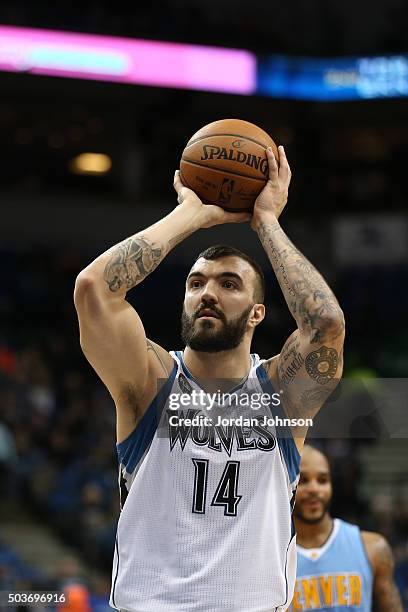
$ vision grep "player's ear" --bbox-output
[250,304,265,326]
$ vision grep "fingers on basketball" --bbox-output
[173,170,182,193]
[266,147,279,182]
[277,146,292,183]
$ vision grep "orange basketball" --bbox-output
[179,119,278,212]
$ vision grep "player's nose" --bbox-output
[200,280,219,303]
[304,479,320,493]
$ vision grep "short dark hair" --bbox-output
[195,245,265,303]
[302,444,332,476]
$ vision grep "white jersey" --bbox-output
[110,351,300,612]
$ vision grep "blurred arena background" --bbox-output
[0,1,407,610]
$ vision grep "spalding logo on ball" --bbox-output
[180,119,278,212]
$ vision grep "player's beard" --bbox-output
[294,498,331,525]
[181,303,253,353]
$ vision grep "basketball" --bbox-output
[179,119,278,212]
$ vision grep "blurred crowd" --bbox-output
[0,249,118,575]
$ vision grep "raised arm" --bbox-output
[74,173,250,441]
[252,147,345,430]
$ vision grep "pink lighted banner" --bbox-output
[0,25,256,94]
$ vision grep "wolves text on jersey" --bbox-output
[166,409,276,455]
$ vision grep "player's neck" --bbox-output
[295,513,334,549]
[183,343,252,391]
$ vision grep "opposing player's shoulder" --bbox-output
[361,530,394,570]
[361,529,404,611]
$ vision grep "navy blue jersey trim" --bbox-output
[256,363,300,484]
[111,533,119,609]
[176,350,193,380]
[291,515,296,539]
[116,362,177,474]
[281,531,296,609]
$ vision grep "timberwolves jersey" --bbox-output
[290,519,373,611]
[110,351,300,612]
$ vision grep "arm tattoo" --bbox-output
[300,387,332,410]
[104,228,193,293]
[146,339,171,377]
[279,352,304,386]
[305,346,339,385]
[280,334,301,362]
[104,236,163,292]
[257,221,344,342]
[297,348,343,412]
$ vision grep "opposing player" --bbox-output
[74,146,345,611]
[290,445,403,611]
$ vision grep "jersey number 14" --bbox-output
[192,458,242,517]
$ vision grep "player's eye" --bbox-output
[191,280,202,289]
[222,280,235,289]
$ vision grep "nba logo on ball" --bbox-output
[219,178,235,204]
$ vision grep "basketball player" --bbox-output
[290,445,403,611]
[74,146,345,611]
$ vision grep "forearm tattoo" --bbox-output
[257,221,344,343]
[103,236,163,292]
[103,227,194,293]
